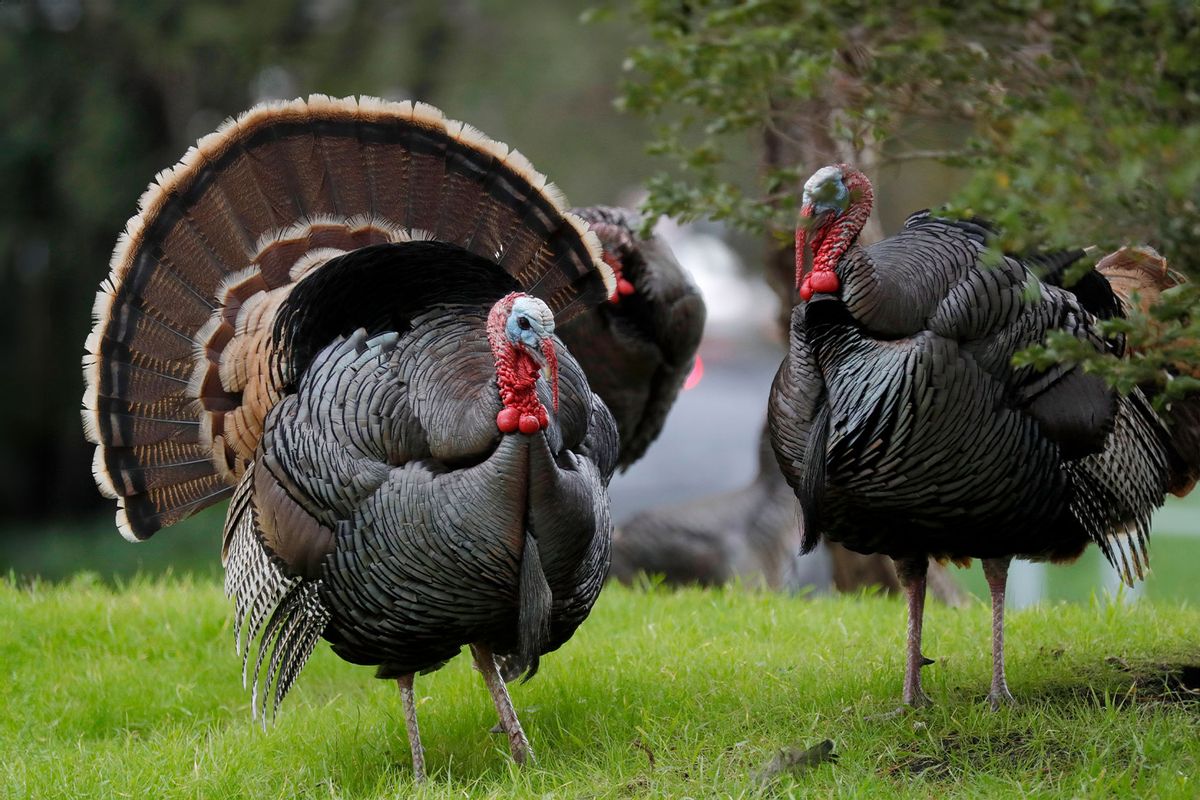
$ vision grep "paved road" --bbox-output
[608,342,783,526]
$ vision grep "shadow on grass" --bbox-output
[878,653,1199,784]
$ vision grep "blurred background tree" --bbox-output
[613,0,1199,395]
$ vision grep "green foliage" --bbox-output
[614,0,1200,389]
[616,0,1199,260]
[3,578,1200,798]
[1017,282,1200,404]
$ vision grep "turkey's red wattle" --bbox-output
[488,293,556,435]
[796,215,841,300]
[496,407,521,433]
[794,166,874,303]
[493,346,551,434]
[802,270,841,300]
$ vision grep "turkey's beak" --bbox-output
[531,338,559,413]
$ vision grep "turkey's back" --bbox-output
[252,306,613,677]
[558,207,706,469]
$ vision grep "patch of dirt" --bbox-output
[618,775,650,796]
[891,754,952,779]
[1003,658,1200,711]
[886,730,1085,781]
[1105,658,1200,706]
[885,659,1200,781]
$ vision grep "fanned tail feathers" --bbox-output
[84,94,614,540]
[1095,246,1186,319]
[223,464,330,723]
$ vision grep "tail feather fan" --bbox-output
[84,95,612,540]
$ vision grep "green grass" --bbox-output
[2,577,1197,799]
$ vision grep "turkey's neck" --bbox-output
[795,175,874,300]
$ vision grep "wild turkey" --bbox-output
[558,206,705,469]
[768,163,1199,709]
[82,95,620,780]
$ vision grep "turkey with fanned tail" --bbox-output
[82,95,620,780]
[768,163,1198,710]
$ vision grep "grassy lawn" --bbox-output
[2,577,1197,799]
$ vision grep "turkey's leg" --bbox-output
[396,673,426,782]
[982,556,1016,709]
[895,556,934,707]
[470,643,534,765]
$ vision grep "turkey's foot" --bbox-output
[396,674,426,783]
[905,689,934,708]
[904,655,935,708]
[987,684,1017,711]
[470,643,535,765]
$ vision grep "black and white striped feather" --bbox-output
[222,464,330,723]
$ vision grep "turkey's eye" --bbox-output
[517,316,532,330]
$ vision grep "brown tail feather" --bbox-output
[1096,247,1200,497]
[84,94,612,541]
[121,477,234,540]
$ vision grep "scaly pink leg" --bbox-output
[396,673,426,782]
[470,643,534,765]
[982,556,1016,709]
[895,557,934,707]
